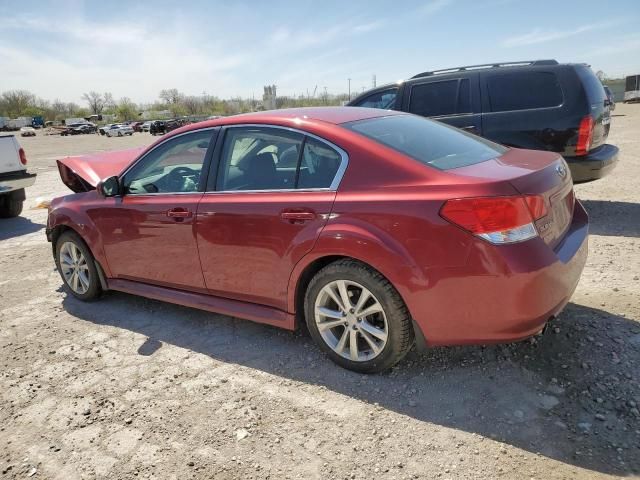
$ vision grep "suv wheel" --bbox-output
[305,259,414,373]
[55,231,102,301]
[0,192,24,218]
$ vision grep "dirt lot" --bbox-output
[1,108,639,480]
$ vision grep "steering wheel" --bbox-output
[165,166,199,192]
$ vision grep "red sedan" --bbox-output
[47,107,588,373]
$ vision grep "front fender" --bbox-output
[48,193,111,276]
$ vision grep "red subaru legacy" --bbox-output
[47,107,588,373]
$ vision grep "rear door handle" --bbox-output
[280,210,316,223]
[461,125,478,132]
[167,208,192,218]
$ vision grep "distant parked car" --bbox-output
[348,59,618,183]
[106,125,134,137]
[603,86,616,111]
[20,126,36,137]
[624,74,640,103]
[73,124,97,134]
[130,122,144,132]
[141,121,152,132]
[149,120,166,135]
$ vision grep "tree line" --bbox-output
[0,88,351,122]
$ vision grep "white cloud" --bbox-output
[502,21,618,47]
[418,0,452,17]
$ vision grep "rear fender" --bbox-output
[287,220,429,322]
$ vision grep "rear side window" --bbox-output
[574,66,606,104]
[344,114,507,170]
[353,88,398,109]
[297,138,342,189]
[487,72,563,112]
[408,79,472,117]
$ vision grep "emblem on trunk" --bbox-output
[555,164,567,178]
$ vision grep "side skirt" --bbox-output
[107,278,296,330]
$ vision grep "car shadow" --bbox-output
[61,292,640,475]
[581,199,640,238]
[0,216,44,241]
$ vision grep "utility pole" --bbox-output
[348,78,351,101]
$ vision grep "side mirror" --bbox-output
[98,175,121,197]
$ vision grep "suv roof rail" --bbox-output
[411,59,559,79]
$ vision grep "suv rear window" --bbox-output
[487,72,563,112]
[343,114,507,170]
[574,66,606,104]
[408,79,472,117]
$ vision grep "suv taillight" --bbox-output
[440,195,547,244]
[576,115,594,156]
[19,147,27,165]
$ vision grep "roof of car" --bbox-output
[183,107,402,131]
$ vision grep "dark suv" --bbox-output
[348,60,618,182]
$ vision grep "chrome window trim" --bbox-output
[214,123,349,193]
[119,127,219,189]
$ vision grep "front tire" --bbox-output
[55,231,102,301]
[305,259,414,373]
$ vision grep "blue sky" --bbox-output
[1,0,639,104]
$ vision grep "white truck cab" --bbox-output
[0,135,36,217]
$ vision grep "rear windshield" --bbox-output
[343,114,507,170]
[575,66,606,104]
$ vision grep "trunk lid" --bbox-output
[56,147,144,192]
[453,148,574,248]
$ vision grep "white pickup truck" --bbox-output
[0,135,37,217]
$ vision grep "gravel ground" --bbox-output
[1,107,639,480]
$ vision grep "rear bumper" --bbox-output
[565,144,619,183]
[410,201,589,347]
[0,170,37,194]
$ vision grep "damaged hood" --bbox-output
[57,147,145,192]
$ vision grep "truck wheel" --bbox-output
[0,190,25,218]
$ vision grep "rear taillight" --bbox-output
[440,195,547,244]
[576,115,594,156]
[19,147,27,165]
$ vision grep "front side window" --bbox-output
[344,114,506,170]
[408,79,471,117]
[124,129,214,194]
[487,72,563,112]
[354,88,398,109]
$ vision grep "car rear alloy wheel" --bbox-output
[55,231,102,301]
[305,259,414,373]
[315,280,388,362]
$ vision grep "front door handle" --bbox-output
[280,210,316,223]
[461,125,478,132]
[167,208,192,219]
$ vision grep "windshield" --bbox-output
[343,114,507,170]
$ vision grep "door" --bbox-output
[402,75,482,134]
[196,126,346,311]
[93,128,217,291]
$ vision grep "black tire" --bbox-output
[0,192,24,218]
[54,230,102,301]
[304,259,414,373]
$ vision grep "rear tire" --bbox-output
[55,231,102,301]
[305,259,414,373]
[0,191,24,218]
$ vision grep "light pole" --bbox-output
[348,78,351,101]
